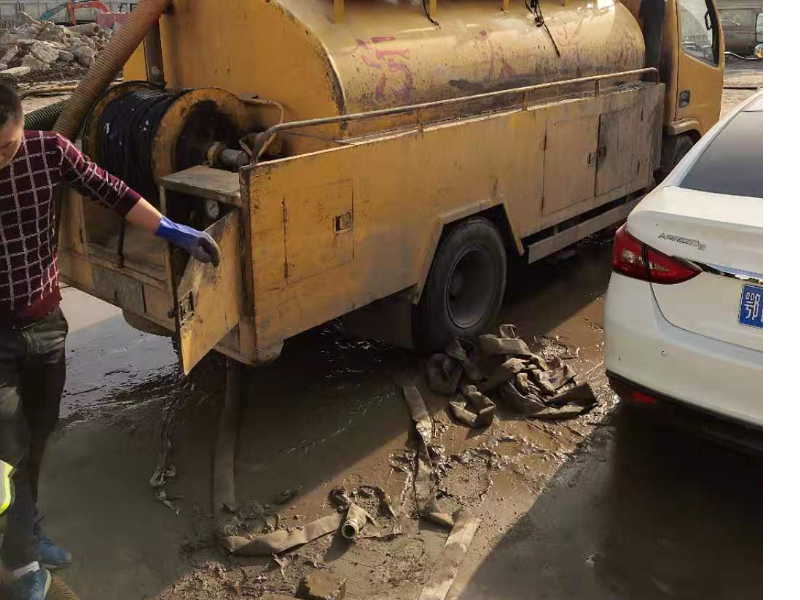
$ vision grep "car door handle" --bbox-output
[679,90,691,108]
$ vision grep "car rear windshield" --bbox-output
[679,108,763,198]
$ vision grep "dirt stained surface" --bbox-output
[13,62,761,599]
[37,243,615,600]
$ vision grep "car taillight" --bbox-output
[612,226,700,284]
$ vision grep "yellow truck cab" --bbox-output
[57,0,724,372]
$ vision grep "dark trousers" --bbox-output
[0,308,67,569]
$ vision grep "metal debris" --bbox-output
[340,503,374,540]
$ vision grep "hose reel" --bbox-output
[83,82,251,206]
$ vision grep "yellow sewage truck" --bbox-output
[51,0,724,373]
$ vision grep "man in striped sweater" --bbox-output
[0,83,219,599]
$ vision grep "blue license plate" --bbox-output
[738,284,763,328]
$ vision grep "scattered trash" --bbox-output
[150,391,184,515]
[477,324,533,357]
[448,385,495,428]
[402,385,455,529]
[222,513,342,556]
[357,485,398,519]
[426,353,463,395]
[444,338,483,382]
[448,400,480,428]
[153,486,180,515]
[340,503,374,540]
[428,325,597,424]
[273,553,291,580]
[478,357,529,393]
[424,510,455,530]
[329,488,351,511]
[418,511,482,600]
[297,571,347,600]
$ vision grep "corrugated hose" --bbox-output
[24,100,68,131]
[53,0,173,141]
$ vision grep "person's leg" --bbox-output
[0,331,37,571]
[20,350,65,504]
[19,309,69,569]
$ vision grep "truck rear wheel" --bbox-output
[413,218,507,352]
[658,133,694,181]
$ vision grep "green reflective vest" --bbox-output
[0,459,13,533]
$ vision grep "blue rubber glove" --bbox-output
[155,217,221,266]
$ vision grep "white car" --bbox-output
[604,92,762,448]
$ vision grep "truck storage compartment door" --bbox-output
[542,115,599,216]
[596,105,643,196]
[160,167,245,374]
[172,209,243,374]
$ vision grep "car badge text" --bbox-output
[658,233,706,251]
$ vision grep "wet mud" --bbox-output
[39,240,616,600]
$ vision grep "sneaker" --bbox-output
[6,567,51,600]
[37,535,72,570]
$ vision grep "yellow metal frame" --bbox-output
[250,67,659,165]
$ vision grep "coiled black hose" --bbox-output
[24,100,68,131]
[94,88,183,201]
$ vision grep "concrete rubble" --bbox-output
[0,14,111,78]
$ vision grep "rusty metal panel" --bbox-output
[92,267,146,314]
[144,0,645,155]
[241,82,663,363]
[596,104,642,196]
[542,115,599,216]
[285,180,354,283]
[175,210,243,374]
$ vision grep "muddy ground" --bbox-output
[15,61,762,600]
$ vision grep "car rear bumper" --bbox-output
[603,273,763,427]
[606,371,762,452]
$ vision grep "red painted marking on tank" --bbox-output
[353,38,415,105]
[376,48,411,60]
[500,58,516,79]
[371,36,396,43]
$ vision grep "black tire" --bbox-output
[413,217,507,352]
[657,133,694,182]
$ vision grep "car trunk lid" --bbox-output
[627,186,762,351]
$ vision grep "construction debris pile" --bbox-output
[427,324,597,427]
[0,15,111,80]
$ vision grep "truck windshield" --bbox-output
[679,103,763,199]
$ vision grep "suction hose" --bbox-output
[53,0,172,141]
[24,100,67,131]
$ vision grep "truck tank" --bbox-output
[125,0,646,153]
